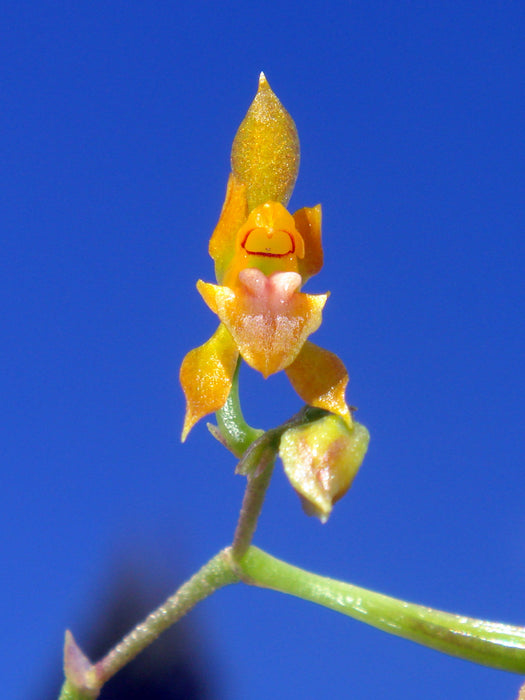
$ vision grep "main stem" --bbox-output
[237,546,525,675]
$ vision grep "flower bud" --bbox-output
[279,414,369,523]
[231,72,300,210]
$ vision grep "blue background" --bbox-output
[3,2,525,698]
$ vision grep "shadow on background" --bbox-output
[44,557,221,700]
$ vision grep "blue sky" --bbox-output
[3,2,525,698]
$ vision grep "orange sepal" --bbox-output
[294,204,323,282]
[180,324,239,440]
[285,340,352,426]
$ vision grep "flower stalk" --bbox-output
[231,445,276,558]
[212,358,263,457]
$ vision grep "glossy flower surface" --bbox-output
[180,75,352,440]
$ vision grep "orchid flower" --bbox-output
[180,74,352,441]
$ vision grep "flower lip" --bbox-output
[238,268,302,308]
[241,227,297,257]
[197,271,328,378]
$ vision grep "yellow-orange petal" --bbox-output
[293,204,323,282]
[209,173,249,284]
[180,324,239,441]
[197,272,327,378]
[285,341,352,426]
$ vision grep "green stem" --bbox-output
[237,546,525,674]
[215,359,263,456]
[232,448,276,558]
[58,549,239,700]
[96,549,238,683]
[59,402,525,694]
[58,541,525,700]
[57,680,97,700]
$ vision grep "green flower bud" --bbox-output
[231,72,300,210]
[279,415,369,523]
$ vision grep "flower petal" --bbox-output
[180,324,239,440]
[285,341,352,426]
[293,204,323,282]
[208,174,248,284]
[198,272,327,378]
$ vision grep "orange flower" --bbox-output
[180,75,352,440]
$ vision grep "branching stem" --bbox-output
[58,549,239,700]
[59,406,525,699]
